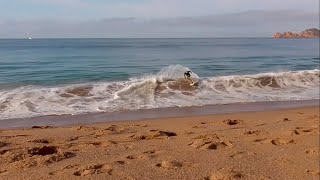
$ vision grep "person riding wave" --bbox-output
[184,70,195,86]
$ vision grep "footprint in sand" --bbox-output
[102,125,128,135]
[208,170,268,180]
[143,150,156,154]
[204,141,232,150]
[192,125,206,129]
[28,146,59,156]
[205,172,228,180]
[1,134,29,139]
[90,131,105,138]
[29,139,50,144]
[293,127,318,135]
[230,151,257,158]
[307,170,320,176]
[189,133,232,150]
[244,130,261,135]
[223,119,244,126]
[27,146,76,165]
[305,148,320,155]
[179,131,194,135]
[73,164,112,176]
[206,170,246,180]
[2,145,75,169]
[131,124,148,127]
[0,169,8,175]
[0,141,7,148]
[49,164,81,175]
[79,140,117,149]
[256,123,268,127]
[116,160,126,165]
[271,138,295,146]
[0,149,7,155]
[128,130,177,140]
[191,122,209,129]
[254,138,295,146]
[230,151,245,158]
[254,138,272,144]
[73,126,96,131]
[63,164,81,170]
[283,118,290,121]
[1,149,25,163]
[193,133,221,140]
[189,139,233,150]
[137,150,158,159]
[126,155,135,160]
[66,136,79,142]
[91,126,132,137]
[156,160,182,169]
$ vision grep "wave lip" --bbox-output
[202,69,320,92]
[0,65,319,120]
[113,64,200,103]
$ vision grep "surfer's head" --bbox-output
[184,71,192,76]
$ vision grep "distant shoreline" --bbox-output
[0,37,280,40]
[2,37,320,40]
[273,28,320,39]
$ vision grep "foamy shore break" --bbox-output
[0,100,318,129]
[1,65,319,120]
[0,101,319,179]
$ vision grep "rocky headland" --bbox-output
[273,28,320,38]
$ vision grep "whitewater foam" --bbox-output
[0,65,319,120]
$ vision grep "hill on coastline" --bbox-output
[273,28,320,38]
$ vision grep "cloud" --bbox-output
[0,10,318,38]
[25,0,90,7]
[9,0,320,19]
[82,0,319,18]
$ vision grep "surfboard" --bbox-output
[190,79,200,86]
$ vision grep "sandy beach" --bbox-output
[0,105,319,180]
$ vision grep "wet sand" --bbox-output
[0,100,318,129]
[0,105,319,180]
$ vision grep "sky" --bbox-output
[0,0,319,38]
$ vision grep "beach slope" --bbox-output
[0,107,319,180]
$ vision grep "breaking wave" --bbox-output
[0,65,319,120]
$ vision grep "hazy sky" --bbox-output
[0,0,319,38]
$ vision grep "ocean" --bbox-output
[0,38,319,120]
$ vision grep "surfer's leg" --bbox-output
[188,78,194,86]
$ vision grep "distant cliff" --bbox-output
[273,28,320,38]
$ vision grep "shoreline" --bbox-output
[0,99,318,129]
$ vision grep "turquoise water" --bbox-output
[0,38,319,119]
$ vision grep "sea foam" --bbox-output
[0,65,319,120]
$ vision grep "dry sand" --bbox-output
[0,106,319,180]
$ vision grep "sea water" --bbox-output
[0,38,319,120]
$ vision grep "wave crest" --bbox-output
[114,64,199,100]
[202,70,319,93]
